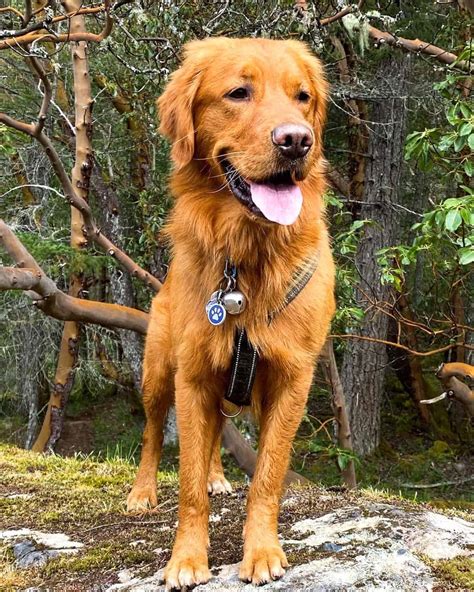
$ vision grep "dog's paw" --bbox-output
[239,543,289,585]
[164,552,210,590]
[207,475,233,495]
[126,484,158,513]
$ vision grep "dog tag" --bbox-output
[222,290,246,315]
[206,293,226,326]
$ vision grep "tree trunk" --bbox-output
[32,2,92,452]
[320,340,357,488]
[90,165,144,389]
[395,293,431,424]
[340,56,410,457]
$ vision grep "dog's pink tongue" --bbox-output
[249,182,302,225]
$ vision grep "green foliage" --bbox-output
[306,440,360,472]
[378,58,473,294]
[17,233,116,277]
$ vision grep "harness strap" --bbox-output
[225,328,258,407]
[267,250,320,324]
[225,251,319,407]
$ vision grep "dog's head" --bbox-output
[158,37,328,226]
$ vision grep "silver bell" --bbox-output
[222,290,246,315]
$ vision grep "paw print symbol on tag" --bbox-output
[206,301,226,326]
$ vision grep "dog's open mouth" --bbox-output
[222,160,303,226]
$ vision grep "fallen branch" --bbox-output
[222,421,310,487]
[401,476,474,489]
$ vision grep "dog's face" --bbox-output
[159,38,328,226]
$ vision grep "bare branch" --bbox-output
[0,1,113,49]
[309,1,467,70]
[0,6,106,40]
[27,55,52,135]
[0,267,40,290]
[331,333,472,357]
[0,6,24,20]
[0,220,149,334]
[367,25,469,70]
[320,340,357,489]
[0,114,162,292]
[436,362,474,382]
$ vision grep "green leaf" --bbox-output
[459,247,474,265]
[460,103,472,119]
[464,160,474,177]
[337,454,350,471]
[454,134,466,152]
[459,122,473,136]
[468,134,474,151]
[460,208,473,225]
[445,209,462,232]
[447,104,459,125]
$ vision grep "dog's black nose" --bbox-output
[271,124,313,159]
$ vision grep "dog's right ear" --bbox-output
[158,58,202,170]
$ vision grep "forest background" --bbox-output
[0,0,472,508]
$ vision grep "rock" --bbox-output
[13,540,58,568]
[0,528,83,570]
[0,528,83,551]
[1,493,32,500]
[107,502,473,591]
[118,569,135,583]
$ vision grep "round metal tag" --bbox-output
[207,301,226,326]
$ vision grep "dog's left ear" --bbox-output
[157,54,202,170]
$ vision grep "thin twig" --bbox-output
[401,476,474,489]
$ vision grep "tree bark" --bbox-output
[90,166,145,389]
[320,341,357,489]
[340,56,410,457]
[395,293,431,424]
[33,2,93,452]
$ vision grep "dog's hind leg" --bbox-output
[127,300,173,513]
[207,432,232,495]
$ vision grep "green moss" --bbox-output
[425,556,474,589]
[426,440,452,459]
[44,543,155,575]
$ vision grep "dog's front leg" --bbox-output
[240,365,313,585]
[164,369,223,590]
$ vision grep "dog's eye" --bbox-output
[297,90,311,103]
[226,87,250,101]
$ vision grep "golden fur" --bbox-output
[127,37,335,588]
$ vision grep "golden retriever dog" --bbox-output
[127,37,335,589]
